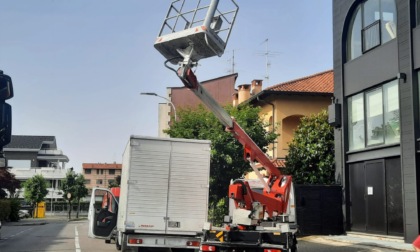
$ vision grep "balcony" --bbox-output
[12,167,68,180]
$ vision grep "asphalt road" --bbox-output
[0,218,401,252]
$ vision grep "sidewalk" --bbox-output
[302,232,413,251]
[3,215,85,226]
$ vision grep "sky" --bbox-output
[0,1,333,173]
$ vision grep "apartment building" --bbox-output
[4,135,69,200]
[82,163,122,193]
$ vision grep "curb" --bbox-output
[301,235,413,251]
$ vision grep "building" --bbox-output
[333,0,420,242]
[245,71,334,162]
[82,163,122,193]
[157,73,237,137]
[4,135,70,200]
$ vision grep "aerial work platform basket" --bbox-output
[154,0,239,64]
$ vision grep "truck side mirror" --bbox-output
[0,72,14,100]
[0,103,12,147]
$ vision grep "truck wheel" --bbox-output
[290,235,298,252]
[116,237,122,251]
[121,234,128,252]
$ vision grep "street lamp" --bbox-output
[140,92,177,121]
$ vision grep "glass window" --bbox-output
[346,0,397,61]
[381,0,397,42]
[85,169,91,174]
[8,159,31,168]
[96,179,103,185]
[349,93,365,150]
[109,169,115,175]
[417,0,420,25]
[84,179,91,185]
[348,6,362,60]
[363,0,380,27]
[96,169,100,175]
[383,80,400,144]
[366,88,384,146]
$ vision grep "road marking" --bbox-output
[0,227,33,241]
[75,226,81,252]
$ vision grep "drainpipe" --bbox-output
[256,95,276,158]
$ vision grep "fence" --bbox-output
[44,202,90,216]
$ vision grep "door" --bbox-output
[349,160,387,234]
[88,187,119,239]
[365,160,386,234]
[349,162,366,232]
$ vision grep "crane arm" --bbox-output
[178,67,281,178]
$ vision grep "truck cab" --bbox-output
[88,187,119,243]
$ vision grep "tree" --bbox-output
[74,174,88,218]
[61,170,77,219]
[0,167,21,198]
[23,174,49,218]
[285,110,335,185]
[108,175,121,188]
[164,104,277,224]
[61,171,89,219]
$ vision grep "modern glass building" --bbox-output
[333,0,420,242]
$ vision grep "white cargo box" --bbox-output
[117,136,211,236]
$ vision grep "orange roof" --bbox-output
[82,163,122,169]
[266,70,333,94]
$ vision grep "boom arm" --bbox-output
[178,64,292,217]
[179,67,280,178]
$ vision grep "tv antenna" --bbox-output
[227,50,235,74]
[256,38,281,85]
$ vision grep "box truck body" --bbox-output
[88,136,211,251]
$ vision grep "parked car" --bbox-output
[18,209,30,219]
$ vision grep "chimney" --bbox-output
[251,80,263,95]
[232,92,239,107]
[237,84,251,104]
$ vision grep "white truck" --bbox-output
[88,135,211,252]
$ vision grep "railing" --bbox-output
[158,0,239,45]
[12,167,67,179]
[362,20,381,53]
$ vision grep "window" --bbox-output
[108,179,114,185]
[96,179,103,185]
[96,169,100,175]
[84,179,91,185]
[8,160,31,168]
[347,79,399,151]
[349,93,365,150]
[383,81,400,144]
[366,88,384,146]
[347,0,397,61]
[85,169,91,174]
[109,169,115,175]
[417,0,420,25]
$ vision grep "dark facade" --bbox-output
[333,0,420,242]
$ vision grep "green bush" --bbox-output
[9,199,21,221]
[0,200,11,221]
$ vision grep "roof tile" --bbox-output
[266,70,333,93]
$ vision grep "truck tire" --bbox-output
[121,234,128,252]
[116,236,122,251]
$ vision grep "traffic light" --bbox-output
[0,70,13,148]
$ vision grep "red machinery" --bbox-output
[178,66,293,223]
[154,1,297,251]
